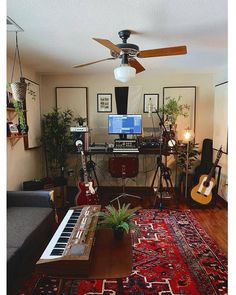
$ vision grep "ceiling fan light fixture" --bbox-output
[114,64,136,83]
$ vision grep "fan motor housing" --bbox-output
[111,43,139,58]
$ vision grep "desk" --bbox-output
[49,229,132,295]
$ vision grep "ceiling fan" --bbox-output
[73,30,187,81]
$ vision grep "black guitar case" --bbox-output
[193,138,213,185]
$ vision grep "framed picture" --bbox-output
[143,94,159,113]
[97,93,112,112]
[7,91,14,108]
[24,78,41,150]
[8,122,19,135]
[163,86,196,135]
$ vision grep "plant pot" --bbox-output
[11,78,27,101]
[113,228,124,240]
[17,123,28,135]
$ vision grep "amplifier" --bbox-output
[137,136,161,148]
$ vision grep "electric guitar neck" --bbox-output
[74,146,99,206]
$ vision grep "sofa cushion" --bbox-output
[7,207,52,248]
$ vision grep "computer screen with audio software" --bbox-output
[108,114,142,135]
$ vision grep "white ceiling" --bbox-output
[7,0,227,75]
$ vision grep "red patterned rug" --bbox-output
[16,209,227,295]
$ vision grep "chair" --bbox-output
[108,156,141,203]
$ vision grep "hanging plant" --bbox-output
[13,100,27,134]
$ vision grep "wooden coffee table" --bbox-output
[55,229,133,295]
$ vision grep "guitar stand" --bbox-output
[152,155,177,209]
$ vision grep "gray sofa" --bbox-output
[7,191,55,295]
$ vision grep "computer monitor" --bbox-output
[108,114,142,135]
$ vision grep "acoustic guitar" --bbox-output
[74,146,99,206]
[190,146,223,205]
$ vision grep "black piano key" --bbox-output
[61,233,71,237]
[66,223,76,227]
[58,237,69,243]
[51,249,64,256]
[71,214,80,217]
[65,224,74,227]
[63,228,73,233]
[68,218,78,223]
[54,243,67,249]
[75,208,82,212]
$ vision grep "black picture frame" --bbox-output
[97,93,112,112]
[143,93,159,113]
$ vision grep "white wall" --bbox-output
[213,66,228,201]
[7,57,43,190]
[41,72,215,187]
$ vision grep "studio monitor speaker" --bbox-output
[70,127,89,152]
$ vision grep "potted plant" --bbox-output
[160,96,190,128]
[176,142,200,192]
[96,203,140,240]
[176,142,200,172]
[41,108,73,178]
[74,115,87,126]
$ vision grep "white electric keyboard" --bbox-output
[36,205,101,276]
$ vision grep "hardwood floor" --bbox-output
[95,186,228,255]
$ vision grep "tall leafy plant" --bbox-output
[176,142,200,172]
[41,108,73,177]
[160,96,190,125]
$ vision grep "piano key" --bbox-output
[51,249,64,256]
[40,209,75,259]
[63,228,73,233]
[58,237,69,243]
[54,243,67,249]
[60,233,71,237]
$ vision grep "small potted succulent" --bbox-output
[96,203,140,240]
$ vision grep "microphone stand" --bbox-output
[151,110,177,209]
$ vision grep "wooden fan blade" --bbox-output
[73,57,115,68]
[128,58,145,74]
[137,45,187,58]
[93,38,122,54]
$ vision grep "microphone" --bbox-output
[148,99,153,118]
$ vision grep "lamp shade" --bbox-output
[114,65,136,83]
[181,128,194,143]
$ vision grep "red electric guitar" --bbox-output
[74,147,99,206]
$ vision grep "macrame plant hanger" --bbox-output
[10,31,27,101]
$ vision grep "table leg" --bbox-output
[116,278,124,295]
[57,278,65,295]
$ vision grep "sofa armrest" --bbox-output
[7,191,53,208]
